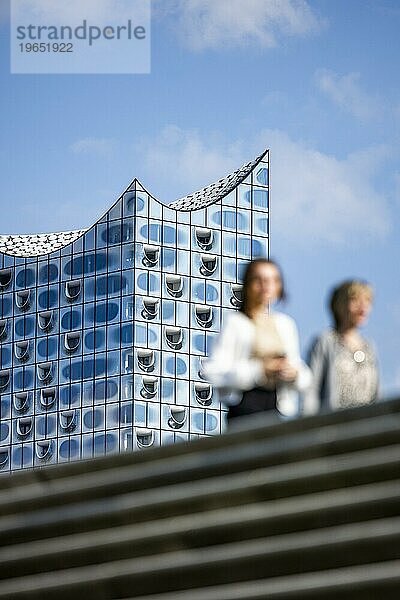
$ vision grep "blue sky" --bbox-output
[0,0,399,395]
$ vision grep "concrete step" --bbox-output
[1,410,399,517]
[0,476,399,577]
[120,559,400,600]
[3,398,399,494]
[0,517,399,599]
[1,443,399,547]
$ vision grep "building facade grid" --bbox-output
[0,150,269,472]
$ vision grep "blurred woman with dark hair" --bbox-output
[204,258,311,422]
[303,279,379,414]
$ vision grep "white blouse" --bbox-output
[203,311,312,417]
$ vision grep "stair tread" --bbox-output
[1,479,399,567]
[1,411,399,515]
[119,559,400,600]
[1,443,399,544]
[1,516,400,597]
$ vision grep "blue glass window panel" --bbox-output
[122,297,134,321]
[109,199,122,221]
[134,323,147,345]
[191,409,205,434]
[122,245,135,269]
[190,209,206,227]
[193,333,206,353]
[177,249,189,275]
[134,193,146,215]
[14,316,35,339]
[108,324,121,349]
[107,351,120,376]
[161,248,175,269]
[140,222,162,243]
[105,222,123,245]
[192,280,205,302]
[95,274,123,298]
[176,302,189,327]
[0,345,11,367]
[212,210,246,231]
[123,192,135,216]
[36,336,58,360]
[13,367,34,391]
[177,226,190,249]
[121,324,133,345]
[64,359,82,382]
[205,332,218,355]
[256,167,268,186]
[60,384,81,408]
[11,444,33,469]
[205,282,219,302]
[84,228,95,252]
[134,401,146,425]
[59,438,80,459]
[222,258,237,282]
[161,301,174,322]
[0,421,10,443]
[120,401,133,425]
[0,295,12,317]
[82,434,94,459]
[38,287,58,309]
[252,239,266,258]
[162,225,176,246]
[205,412,219,433]
[83,408,104,430]
[253,213,269,236]
[237,236,251,257]
[176,357,188,376]
[61,309,82,331]
[84,277,96,302]
[87,301,120,325]
[73,236,84,253]
[94,328,106,351]
[108,247,121,272]
[15,268,35,288]
[38,263,59,285]
[137,272,159,294]
[160,378,174,400]
[150,199,162,220]
[0,396,11,419]
[253,189,269,208]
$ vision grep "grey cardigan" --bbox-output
[302,329,379,414]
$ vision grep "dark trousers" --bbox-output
[227,387,277,421]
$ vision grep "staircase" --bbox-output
[0,398,399,599]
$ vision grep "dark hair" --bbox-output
[329,279,374,328]
[240,258,286,317]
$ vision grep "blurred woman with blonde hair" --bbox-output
[304,279,379,414]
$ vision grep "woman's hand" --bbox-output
[277,362,298,383]
[262,356,298,384]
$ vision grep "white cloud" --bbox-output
[136,125,245,197]
[155,0,325,51]
[315,69,381,120]
[70,137,115,156]
[136,126,391,245]
[263,129,390,243]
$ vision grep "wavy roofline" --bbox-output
[0,148,269,257]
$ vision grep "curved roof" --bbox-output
[0,230,87,258]
[0,149,268,257]
[169,150,266,211]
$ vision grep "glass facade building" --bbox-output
[0,150,269,473]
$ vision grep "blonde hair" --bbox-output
[329,280,373,328]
